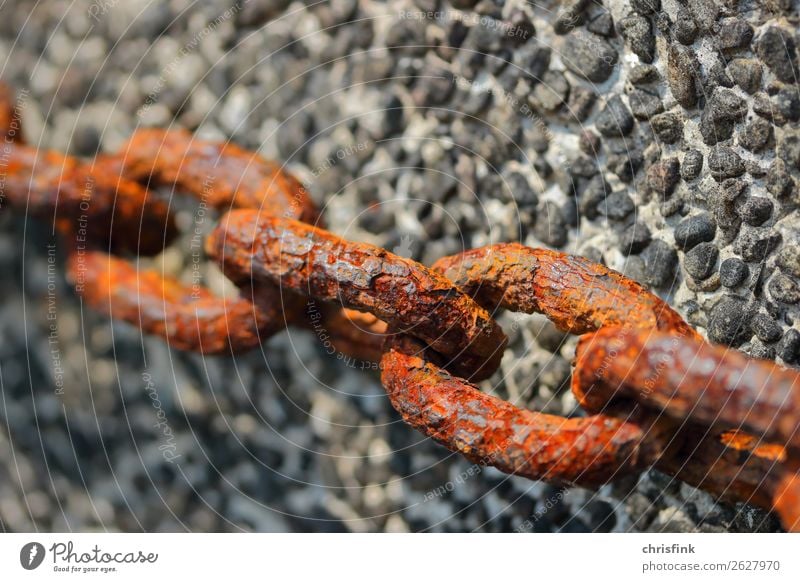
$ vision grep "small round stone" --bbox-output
[599,191,635,220]
[640,239,679,288]
[719,257,749,288]
[674,213,716,250]
[620,221,652,255]
[595,96,635,137]
[680,150,703,181]
[751,312,783,343]
[736,196,773,226]
[708,146,745,180]
[579,130,601,155]
[777,329,800,364]
[734,226,782,262]
[650,112,683,144]
[738,117,773,152]
[708,295,752,346]
[561,31,618,82]
[776,246,800,278]
[769,273,800,304]
[683,242,719,280]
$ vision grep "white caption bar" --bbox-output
[0,533,797,580]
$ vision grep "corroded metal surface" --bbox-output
[380,336,666,487]
[97,128,320,224]
[432,243,699,338]
[206,210,507,381]
[68,250,297,353]
[574,326,800,451]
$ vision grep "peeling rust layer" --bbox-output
[207,210,508,380]
[68,251,297,353]
[97,128,319,223]
[433,243,699,339]
[574,327,800,451]
[2,142,176,255]
[656,423,789,513]
[380,337,665,487]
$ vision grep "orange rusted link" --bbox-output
[655,423,792,519]
[304,303,388,364]
[97,128,319,224]
[380,335,667,487]
[574,327,800,451]
[68,251,299,353]
[0,82,24,143]
[206,211,508,381]
[432,243,699,339]
[2,142,176,255]
[773,471,800,532]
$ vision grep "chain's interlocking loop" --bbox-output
[2,83,799,531]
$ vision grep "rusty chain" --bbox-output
[2,83,799,531]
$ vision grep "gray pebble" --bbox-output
[736,196,773,226]
[708,146,745,180]
[620,15,655,64]
[620,221,652,255]
[595,95,634,137]
[629,64,659,85]
[684,242,719,280]
[667,44,699,108]
[719,257,748,287]
[716,18,753,51]
[681,150,704,181]
[738,117,773,152]
[708,295,752,346]
[756,27,798,84]
[752,313,783,343]
[673,6,698,45]
[727,59,762,94]
[646,157,680,197]
[561,31,618,82]
[776,246,800,278]
[650,112,683,143]
[640,239,679,287]
[674,213,716,250]
[628,88,663,120]
[769,274,800,304]
[777,329,800,363]
[734,225,782,262]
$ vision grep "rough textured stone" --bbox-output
[708,295,752,347]
[684,242,719,280]
[680,149,703,180]
[719,257,748,288]
[650,112,683,143]
[708,146,745,180]
[756,26,798,83]
[595,95,634,136]
[667,44,699,108]
[674,213,716,250]
[620,15,655,63]
[561,31,618,82]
